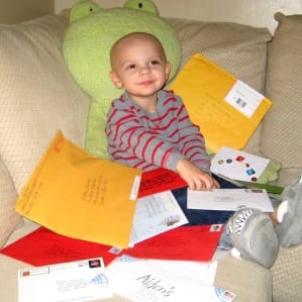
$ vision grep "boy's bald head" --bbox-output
[110,32,167,70]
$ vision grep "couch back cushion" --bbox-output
[262,13,302,172]
[0,14,90,192]
[167,18,271,154]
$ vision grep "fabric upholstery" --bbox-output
[265,13,302,293]
[215,254,272,302]
[167,17,272,154]
[262,13,302,185]
[272,245,302,302]
[0,156,21,248]
[0,13,90,193]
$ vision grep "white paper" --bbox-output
[130,175,142,200]
[145,259,217,285]
[115,256,218,285]
[130,191,188,245]
[188,189,274,212]
[107,257,236,302]
[18,258,112,302]
[224,80,264,118]
[211,147,270,183]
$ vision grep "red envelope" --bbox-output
[0,227,120,266]
[1,225,223,265]
[139,168,187,198]
[125,225,223,262]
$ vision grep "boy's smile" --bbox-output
[137,80,156,86]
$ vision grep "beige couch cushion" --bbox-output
[262,13,302,185]
[272,245,302,302]
[0,156,21,248]
[167,18,272,154]
[216,255,272,302]
[0,13,90,194]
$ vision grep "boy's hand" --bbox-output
[176,159,220,190]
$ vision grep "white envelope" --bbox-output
[188,189,274,212]
[107,257,236,302]
[18,258,112,302]
[130,191,188,245]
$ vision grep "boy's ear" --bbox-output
[165,62,171,80]
[110,71,123,89]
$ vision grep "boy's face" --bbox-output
[110,37,171,101]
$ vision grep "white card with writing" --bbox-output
[224,80,264,118]
[107,258,236,302]
[18,258,112,302]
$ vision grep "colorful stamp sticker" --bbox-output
[246,168,256,175]
[235,155,245,162]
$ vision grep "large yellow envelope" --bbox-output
[15,132,141,248]
[170,54,272,153]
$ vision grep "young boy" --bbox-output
[106,32,219,190]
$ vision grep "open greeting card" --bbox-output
[210,147,270,183]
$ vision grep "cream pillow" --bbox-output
[262,13,302,184]
[167,17,272,154]
[0,13,90,193]
[0,156,21,247]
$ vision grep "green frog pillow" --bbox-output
[63,0,182,158]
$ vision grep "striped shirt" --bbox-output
[106,90,210,172]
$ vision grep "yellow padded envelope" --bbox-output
[15,132,141,248]
[170,54,272,153]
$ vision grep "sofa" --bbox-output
[0,9,301,302]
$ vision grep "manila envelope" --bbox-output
[170,54,272,153]
[15,131,141,248]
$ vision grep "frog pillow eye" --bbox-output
[123,0,159,15]
[70,0,102,23]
